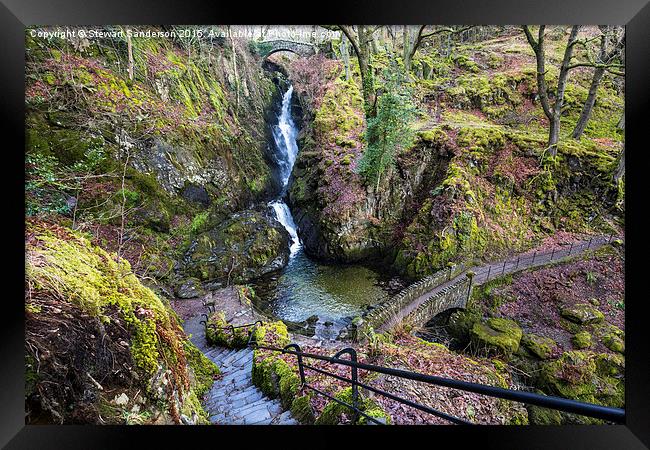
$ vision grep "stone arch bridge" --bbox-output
[354,235,616,342]
[259,40,318,58]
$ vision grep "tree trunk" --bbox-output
[340,36,351,81]
[357,26,375,116]
[613,145,625,183]
[126,28,135,81]
[571,67,605,139]
[403,26,412,72]
[547,26,580,156]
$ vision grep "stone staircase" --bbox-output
[183,314,297,425]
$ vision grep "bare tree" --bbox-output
[337,25,379,115]
[522,25,581,157]
[403,25,474,73]
[125,27,135,81]
[571,26,625,139]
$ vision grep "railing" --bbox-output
[209,320,624,425]
[471,233,618,285]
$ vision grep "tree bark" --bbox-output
[571,67,604,139]
[339,25,376,116]
[340,35,351,81]
[523,25,579,157]
[613,145,625,183]
[126,27,135,81]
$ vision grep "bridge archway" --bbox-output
[259,40,318,58]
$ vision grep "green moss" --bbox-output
[314,387,391,425]
[184,340,220,396]
[521,333,557,359]
[572,331,592,349]
[470,317,522,355]
[539,351,624,408]
[290,393,315,424]
[560,304,604,325]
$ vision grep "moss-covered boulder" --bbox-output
[521,333,557,359]
[539,351,624,409]
[560,304,605,325]
[598,324,625,354]
[571,331,592,349]
[470,317,522,355]
[182,209,290,283]
[447,308,482,343]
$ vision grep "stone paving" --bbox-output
[183,314,298,425]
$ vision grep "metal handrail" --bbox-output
[200,234,625,425]
[253,342,625,424]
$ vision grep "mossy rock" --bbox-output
[560,304,605,325]
[539,351,624,408]
[470,317,522,355]
[205,311,249,348]
[571,331,592,349]
[290,393,315,424]
[600,328,625,354]
[521,333,557,359]
[252,321,290,348]
[447,308,482,343]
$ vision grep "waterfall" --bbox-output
[269,85,301,257]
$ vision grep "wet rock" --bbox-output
[470,317,522,355]
[176,278,205,299]
[113,393,129,406]
[324,321,334,327]
[306,315,319,324]
[181,183,210,206]
[560,304,604,324]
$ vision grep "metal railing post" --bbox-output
[569,241,574,255]
[588,236,593,249]
[550,247,555,260]
[532,251,536,264]
[501,261,506,276]
[515,256,520,270]
[486,265,491,281]
[284,344,306,385]
[335,348,360,423]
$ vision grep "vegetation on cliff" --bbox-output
[25,220,218,424]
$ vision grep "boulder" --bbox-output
[182,208,290,283]
[521,333,557,359]
[470,317,522,355]
[175,278,205,299]
[539,351,624,408]
[447,309,481,343]
[571,331,592,349]
[560,304,604,324]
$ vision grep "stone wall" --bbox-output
[404,276,471,329]
[354,263,468,341]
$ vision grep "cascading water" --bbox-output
[255,84,401,340]
[269,85,301,257]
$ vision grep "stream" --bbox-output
[253,85,401,340]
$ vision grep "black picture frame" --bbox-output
[3,0,648,448]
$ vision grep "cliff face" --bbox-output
[25,27,289,288]
[286,32,623,277]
